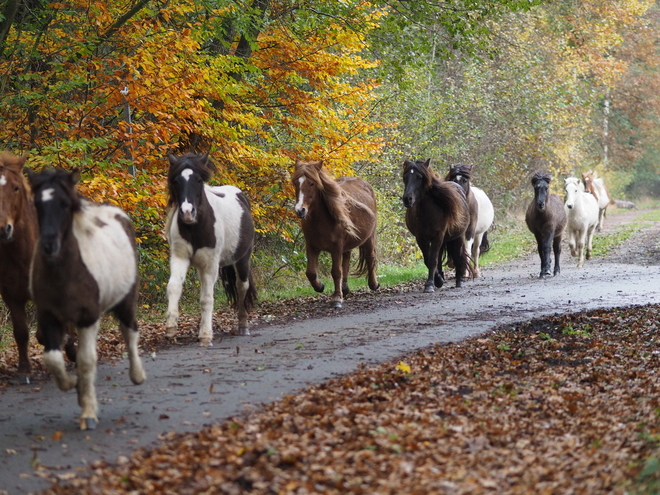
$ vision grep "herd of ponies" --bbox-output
[0,151,615,429]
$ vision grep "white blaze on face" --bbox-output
[179,169,195,215]
[294,176,306,212]
[181,199,193,215]
[0,175,6,187]
[41,188,55,202]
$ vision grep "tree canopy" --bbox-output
[0,0,657,255]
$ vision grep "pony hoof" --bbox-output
[455,280,463,288]
[314,284,325,293]
[199,338,213,347]
[165,326,177,338]
[131,368,146,385]
[331,301,343,309]
[14,374,30,385]
[81,418,97,430]
[236,327,250,336]
[423,285,435,293]
[369,283,380,291]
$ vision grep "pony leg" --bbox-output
[197,265,219,346]
[552,234,563,276]
[76,322,99,430]
[597,209,605,232]
[576,235,585,268]
[40,311,77,391]
[5,297,31,377]
[585,225,596,260]
[305,247,324,293]
[165,255,191,338]
[448,239,469,288]
[470,234,480,278]
[341,250,351,296]
[233,255,255,336]
[536,233,552,278]
[422,238,442,293]
[119,321,146,385]
[568,231,577,257]
[330,250,344,308]
[363,235,380,291]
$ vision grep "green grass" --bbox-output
[591,208,660,258]
[2,208,659,332]
[480,219,536,267]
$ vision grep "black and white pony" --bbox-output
[28,168,145,430]
[165,153,257,345]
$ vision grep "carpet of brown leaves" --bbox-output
[42,303,660,494]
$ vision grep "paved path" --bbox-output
[0,211,659,494]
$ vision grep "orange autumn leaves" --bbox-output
[0,1,384,239]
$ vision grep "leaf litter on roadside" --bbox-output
[41,303,660,494]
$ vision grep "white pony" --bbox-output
[581,170,611,232]
[446,164,494,277]
[564,177,599,268]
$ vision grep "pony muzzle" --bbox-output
[179,209,197,224]
[40,237,61,257]
[402,195,414,208]
[0,223,13,242]
[295,207,307,219]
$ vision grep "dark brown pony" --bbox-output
[0,153,37,378]
[525,171,567,278]
[292,160,379,309]
[402,159,471,292]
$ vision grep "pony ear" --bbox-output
[167,153,178,166]
[311,161,324,171]
[423,159,431,168]
[25,168,37,186]
[70,169,81,185]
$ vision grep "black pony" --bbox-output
[525,171,567,278]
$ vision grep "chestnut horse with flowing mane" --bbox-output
[292,160,379,309]
[0,153,37,378]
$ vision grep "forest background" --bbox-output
[1,0,659,305]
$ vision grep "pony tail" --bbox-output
[354,242,377,277]
[479,231,491,255]
[220,266,257,311]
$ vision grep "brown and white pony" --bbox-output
[292,160,379,309]
[581,170,612,232]
[165,153,257,344]
[525,172,567,278]
[28,168,145,430]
